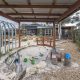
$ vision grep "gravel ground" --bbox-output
[0,39,80,80]
[22,39,80,80]
[26,68,80,80]
[56,40,80,64]
[23,62,80,80]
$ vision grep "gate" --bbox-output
[36,36,55,47]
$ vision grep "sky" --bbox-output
[63,10,80,27]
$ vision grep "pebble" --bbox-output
[23,62,80,80]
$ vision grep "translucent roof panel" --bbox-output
[0,8,15,13]
[36,16,48,18]
[10,15,22,18]
[49,16,60,18]
[15,8,32,13]
[33,8,50,13]
[23,16,35,18]
[51,8,68,14]
[31,0,53,5]
[0,1,5,5]
[56,0,77,5]
[6,0,28,5]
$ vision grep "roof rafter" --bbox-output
[27,0,36,18]
[0,4,71,8]
[14,18,57,19]
[6,13,61,16]
[15,18,57,22]
[48,0,56,18]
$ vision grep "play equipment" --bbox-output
[24,58,28,62]
[64,53,71,59]
[23,57,36,65]
[64,53,71,66]
[0,21,17,54]
[50,48,62,65]
[51,54,57,65]
[14,59,19,63]
[30,57,35,65]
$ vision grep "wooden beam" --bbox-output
[27,0,36,18]
[53,22,56,48]
[48,0,56,18]
[6,13,61,16]
[17,20,55,22]
[0,11,18,22]
[18,22,21,47]
[0,4,71,8]
[15,18,57,22]
[2,0,8,5]
[57,0,80,22]
[15,18,57,20]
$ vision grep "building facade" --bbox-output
[21,24,53,36]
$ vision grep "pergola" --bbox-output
[0,0,80,48]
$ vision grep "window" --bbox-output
[45,29,52,36]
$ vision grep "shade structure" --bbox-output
[0,0,80,22]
